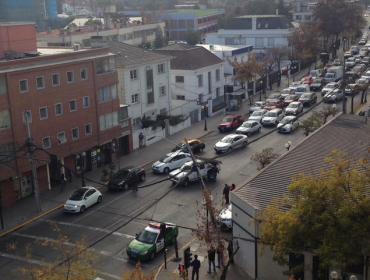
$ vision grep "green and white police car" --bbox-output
[127,222,179,261]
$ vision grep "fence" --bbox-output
[212,97,227,113]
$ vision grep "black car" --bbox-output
[108,167,146,190]
[310,78,326,91]
[298,92,317,106]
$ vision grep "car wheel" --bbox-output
[80,205,86,213]
[183,178,189,187]
[242,141,248,147]
[141,174,146,181]
[199,147,204,153]
[97,196,102,204]
[150,252,155,260]
[163,167,170,174]
[227,147,232,153]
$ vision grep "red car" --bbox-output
[218,114,245,132]
[301,75,314,85]
[264,99,285,110]
[284,94,300,106]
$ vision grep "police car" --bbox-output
[127,222,179,261]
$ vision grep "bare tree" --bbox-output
[250,148,280,171]
[318,105,340,124]
[266,46,290,87]
[299,111,323,136]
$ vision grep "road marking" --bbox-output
[11,232,127,262]
[127,201,155,216]
[95,270,121,280]
[0,251,48,266]
[39,219,135,239]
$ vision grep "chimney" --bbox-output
[91,36,108,48]
[252,17,257,30]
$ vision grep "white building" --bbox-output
[291,0,316,22]
[205,15,294,50]
[154,44,225,120]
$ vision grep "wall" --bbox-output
[0,24,37,57]
[168,117,191,135]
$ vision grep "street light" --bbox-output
[201,104,209,131]
[350,275,358,280]
[331,271,339,279]
[285,141,292,151]
[76,152,86,187]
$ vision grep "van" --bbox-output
[325,66,344,82]
[295,84,310,95]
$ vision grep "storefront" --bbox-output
[75,149,92,175]
[97,142,112,168]
[13,172,33,200]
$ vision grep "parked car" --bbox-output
[301,75,314,85]
[285,101,304,115]
[284,94,300,106]
[277,116,300,133]
[323,88,344,103]
[310,78,326,91]
[261,108,285,126]
[108,167,146,190]
[345,84,361,96]
[289,81,302,91]
[218,114,244,132]
[299,92,317,106]
[309,69,324,78]
[152,151,192,174]
[280,88,296,98]
[214,134,248,153]
[248,109,268,123]
[267,92,285,101]
[236,120,261,136]
[172,139,205,153]
[217,204,232,229]
[64,187,102,213]
[263,99,285,110]
[249,101,266,114]
[321,82,339,96]
[295,84,310,95]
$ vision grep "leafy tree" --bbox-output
[244,0,275,15]
[256,149,370,278]
[153,26,165,48]
[250,148,280,171]
[276,0,293,18]
[298,111,322,136]
[185,29,201,45]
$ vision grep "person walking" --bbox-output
[139,133,144,147]
[227,239,234,264]
[132,171,138,191]
[207,246,216,273]
[68,168,73,183]
[190,254,201,280]
[223,184,230,204]
[60,174,67,193]
[216,241,224,268]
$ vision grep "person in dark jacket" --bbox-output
[227,239,234,263]
[132,171,138,191]
[208,246,216,273]
[223,184,230,204]
[191,254,201,280]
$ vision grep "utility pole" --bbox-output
[23,112,42,213]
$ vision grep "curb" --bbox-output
[140,160,155,168]
[198,130,214,139]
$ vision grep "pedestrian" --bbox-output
[229,184,236,191]
[207,245,216,273]
[216,241,224,268]
[139,133,144,147]
[132,171,138,191]
[190,254,201,280]
[227,239,234,264]
[60,174,67,193]
[223,183,230,204]
[68,168,73,183]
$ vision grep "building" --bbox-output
[291,0,316,22]
[154,43,224,120]
[205,15,294,50]
[231,114,370,280]
[0,23,132,208]
[36,21,165,48]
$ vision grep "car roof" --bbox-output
[269,108,281,112]
[282,116,296,120]
[224,114,237,118]
[266,99,279,102]
[75,187,94,193]
[180,138,202,144]
[245,120,258,124]
[289,101,301,105]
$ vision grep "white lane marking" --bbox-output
[0,252,47,266]
[11,232,127,263]
[127,201,155,216]
[40,219,135,239]
[95,270,121,280]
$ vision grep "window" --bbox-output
[69,99,77,112]
[160,108,167,116]
[130,69,138,80]
[208,72,211,94]
[80,68,88,80]
[52,74,60,86]
[118,106,128,121]
[71,127,79,140]
[216,69,220,81]
[95,57,115,74]
[36,77,45,89]
[146,69,154,104]
[39,107,48,120]
[255,38,263,47]
[197,74,203,87]
[133,117,142,129]
[99,111,118,131]
[22,110,32,124]
[85,123,92,135]
[55,103,63,116]
[0,75,7,95]
[147,92,154,104]
[67,71,74,83]
[57,132,67,145]
[159,86,166,96]
[131,94,139,104]
[158,63,165,74]
[42,136,51,149]
[0,110,11,129]
[0,143,15,164]
[216,87,221,98]
[98,85,117,102]
[268,38,275,46]
[19,79,28,93]
[83,96,90,108]
[225,38,234,45]
[176,76,184,83]
[177,95,185,100]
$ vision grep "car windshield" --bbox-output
[180,165,192,172]
[252,111,264,116]
[159,155,172,163]
[268,94,279,99]
[265,112,277,117]
[280,117,293,124]
[281,89,289,94]
[301,94,311,98]
[266,101,277,106]
[326,84,335,88]
[288,103,299,108]
[242,122,252,128]
[69,189,86,201]
[113,170,129,179]
[313,79,322,83]
[286,95,297,100]
[296,87,305,92]
[220,136,233,143]
[326,73,334,77]
[302,77,310,81]
[136,230,158,244]
[222,117,233,122]
[251,103,261,107]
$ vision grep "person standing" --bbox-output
[227,239,234,264]
[207,246,216,273]
[223,184,230,204]
[132,171,138,191]
[68,168,73,183]
[139,133,144,147]
[190,254,201,280]
[216,241,224,268]
[60,174,67,193]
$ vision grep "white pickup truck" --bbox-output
[168,160,221,186]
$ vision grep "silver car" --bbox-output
[248,109,268,123]
[236,120,261,136]
[321,82,339,96]
[214,134,248,153]
[285,102,303,115]
[249,101,266,114]
[277,116,300,133]
[261,109,285,126]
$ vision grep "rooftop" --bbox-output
[169,9,224,17]
[235,114,370,210]
[226,15,294,29]
[197,44,253,52]
[0,22,36,26]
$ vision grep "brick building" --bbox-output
[0,23,132,208]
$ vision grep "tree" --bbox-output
[250,148,280,171]
[318,105,340,124]
[153,26,165,48]
[298,111,322,136]
[185,29,201,45]
[256,149,370,278]
[276,0,293,18]
[266,46,290,87]
[257,57,274,100]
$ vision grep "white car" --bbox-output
[248,109,268,123]
[261,109,285,126]
[361,71,370,80]
[345,57,356,67]
[289,81,302,91]
[321,82,339,96]
[217,204,232,229]
[236,120,261,136]
[285,102,304,115]
[277,116,300,133]
[152,151,192,174]
[64,187,102,213]
[214,134,248,153]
